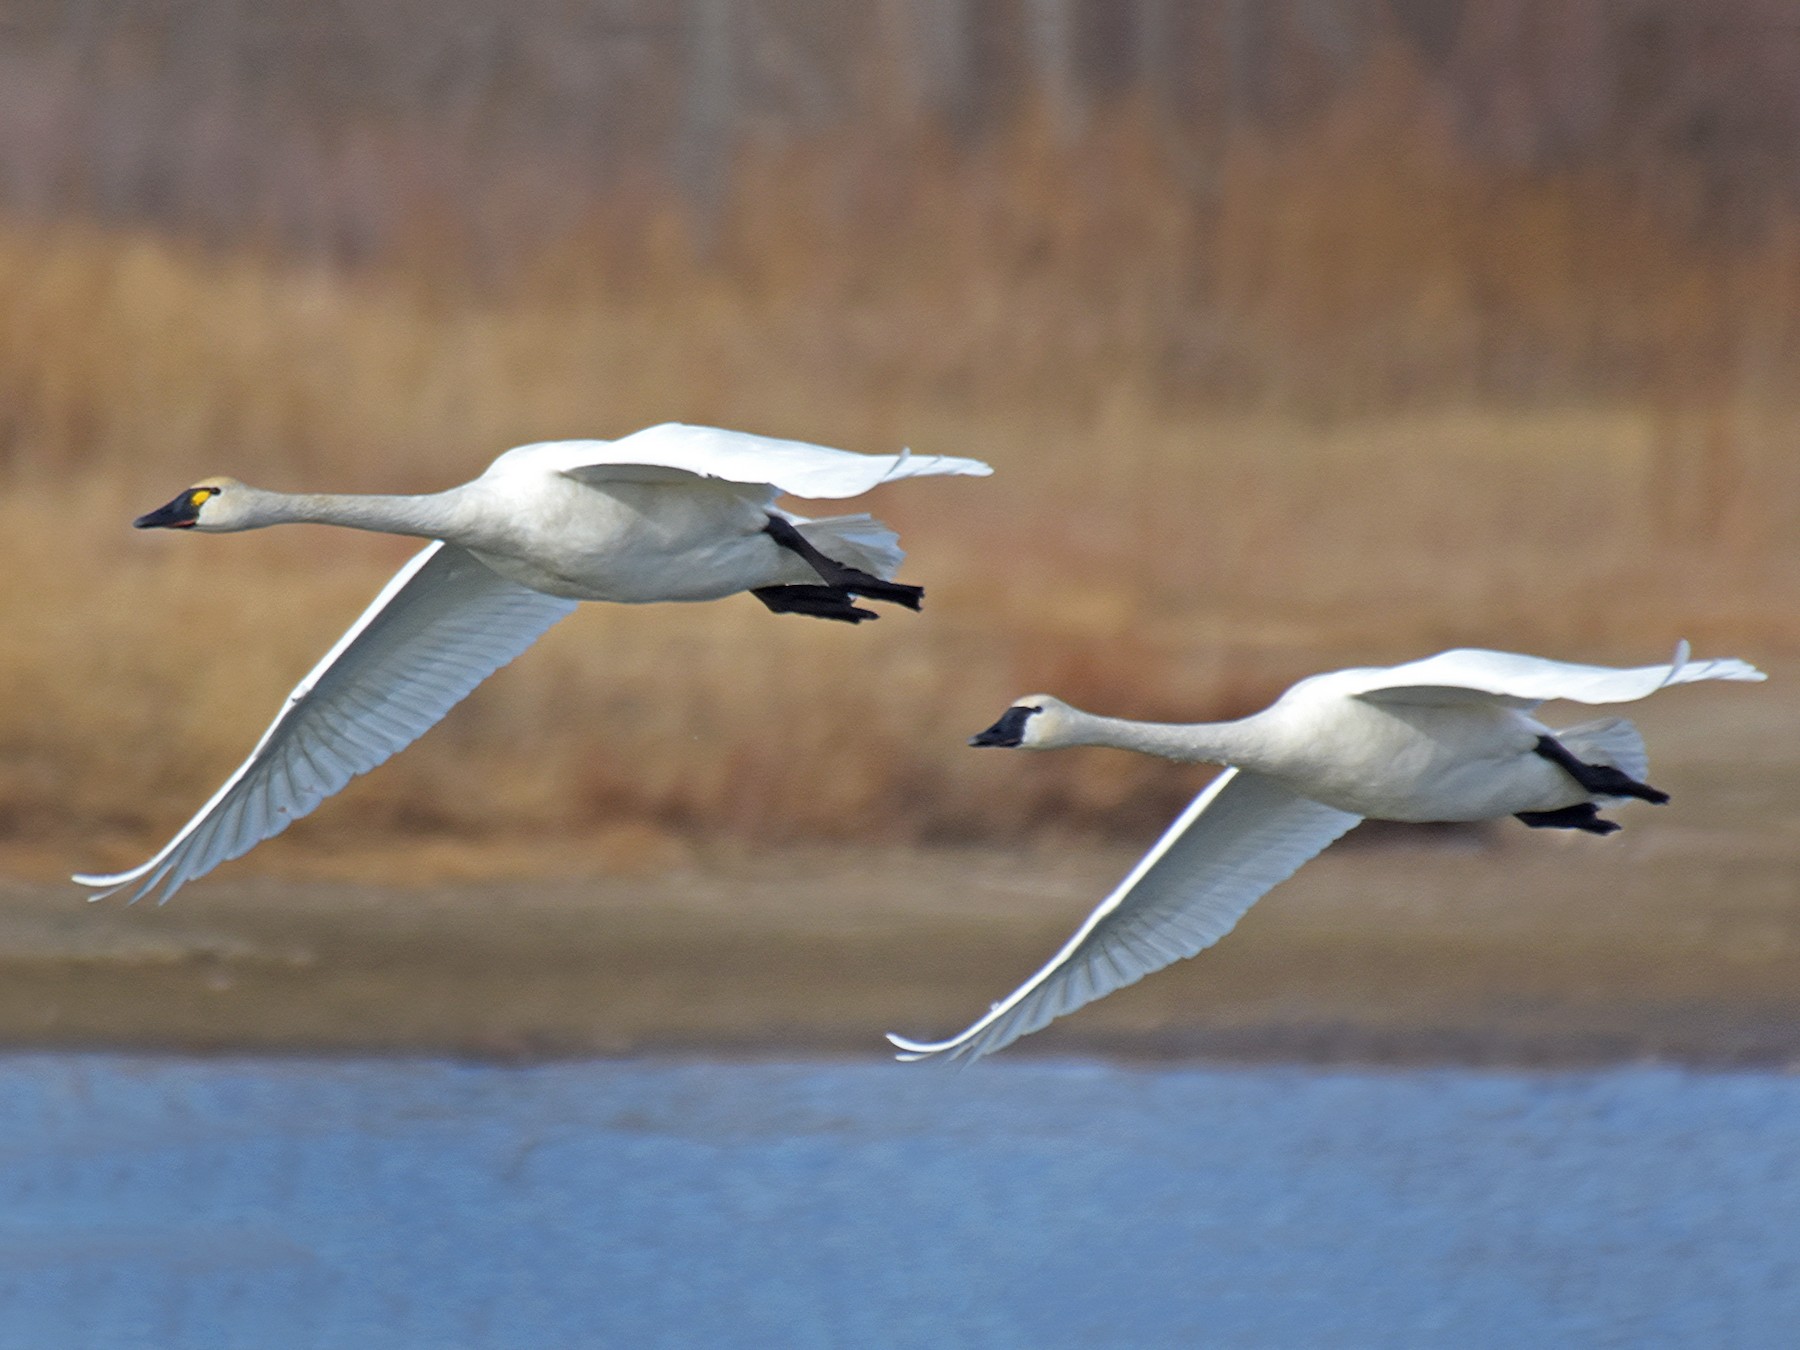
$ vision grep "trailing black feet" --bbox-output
[763,514,924,612]
[1532,735,1670,804]
[752,584,878,624]
[1516,803,1622,835]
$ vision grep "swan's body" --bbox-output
[77,423,990,905]
[888,644,1765,1064]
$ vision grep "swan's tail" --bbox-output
[1555,717,1649,786]
[791,513,905,580]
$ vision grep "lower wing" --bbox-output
[887,770,1362,1065]
[74,542,578,905]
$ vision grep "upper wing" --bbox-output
[74,542,578,905]
[1338,641,1766,710]
[493,423,992,499]
[886,770,1362,1065]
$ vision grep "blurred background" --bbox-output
[5,0,1796,863]
[7,6,1800,1346]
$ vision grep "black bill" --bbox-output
[134,491,204,529]
[969,705,1038,748]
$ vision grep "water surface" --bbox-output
[3,1055,1797,1348]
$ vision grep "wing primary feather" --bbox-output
[75,543,577,904]
[886,770,1361,1064]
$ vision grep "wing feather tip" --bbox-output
[73,868,151,902]
[1667,651,1765,686]
[881,451,993,481]
[885,1030,974,1065]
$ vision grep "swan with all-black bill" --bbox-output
[76,424,990,905]
[887,643,1765,1064]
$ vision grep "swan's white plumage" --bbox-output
[495,423,990,498]
[1331,641,1757,709]
[887,769,1361,1064]
[890,643,1764,1064]
[78,424,990,904]
[75,543,578,904]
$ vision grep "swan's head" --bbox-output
[133,477,249,532]
[969,695,1071,749]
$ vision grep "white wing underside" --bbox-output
[1340,641,1765,710]
[74,542,578,905]
[887,770,1363,1065]
[494,423,993,499]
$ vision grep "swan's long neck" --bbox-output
[1053,708,1270,768]
[237,487,478,540]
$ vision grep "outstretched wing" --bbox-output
[887,770,1362,1065]
[495,423,993,499]
[74,543,578,905]
[1338,641,1765,710]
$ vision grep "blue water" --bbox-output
[2,1056,1797,1348]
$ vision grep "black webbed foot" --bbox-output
[1532,735,1670,804]
[763,515,923,611]
[751,584,878,624]
[1516,803,1622,835]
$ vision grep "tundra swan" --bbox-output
[888,644,1764,1064]
[76,423,990,905]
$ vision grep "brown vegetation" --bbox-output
[3,60,1797,870]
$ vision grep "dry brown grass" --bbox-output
[4,92,1798,869]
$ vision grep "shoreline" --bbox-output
[9,831,1800,1069]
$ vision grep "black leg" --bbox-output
[763,515,923,611]
[1516,804,1621,835]
[752,584,878,624]
[1532,735,1670,804]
